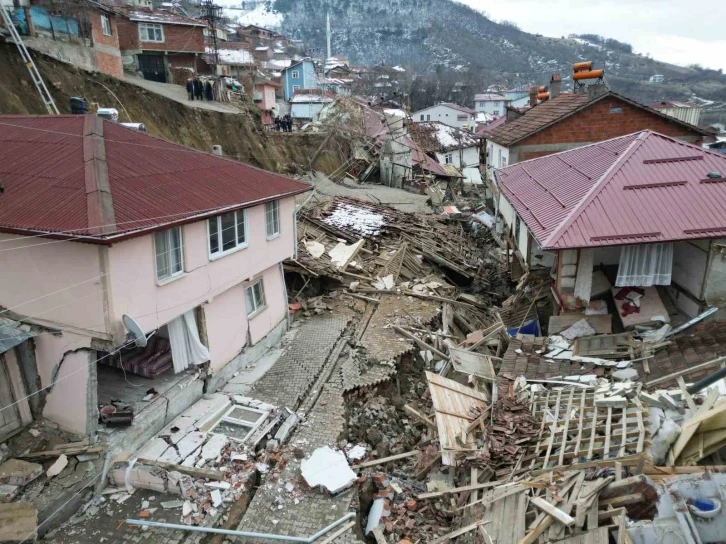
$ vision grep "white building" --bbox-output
[411,121,482,185]
[649,74,665,83]
[474,93,509,117]
[290,91,334,120]
[412,103,476,130]
[650,100,702,126]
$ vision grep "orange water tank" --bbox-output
[537,92,550,100]
[573,69,604,80]
[573,61,592,72]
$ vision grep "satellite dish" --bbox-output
[123,314,149,348]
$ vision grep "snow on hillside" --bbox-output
[225,3,282,28]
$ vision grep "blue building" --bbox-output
[281,59,318,101]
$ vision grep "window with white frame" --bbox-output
[101,14,112,36]
[139,23,164,43]
[444,153,453,164]
[291,70,300,79]
[244,279,266,316]
[155,227,183,282]
[497,148,502,167]
[501,156,508,168]
[265,200,280,238]
[208,210,247,258]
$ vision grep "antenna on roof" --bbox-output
[122,314,154,348]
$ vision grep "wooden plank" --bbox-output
[394,326,449,360]
[678,376,698,413]
[543,389,563,469]
[619,408,627,457]
[559,388,576,466]
[604,407,612,457]
[352,451,418,469]
[136,458,224,481]
[587,405,598,460]
[574,389,587,457]
[418,481,514,500]
[429,520,489,544]
[599,493,643,508]
[404,404,437,429]
[531,496,575,526]
[636,409,645,453]
[531,453,650,476]
[587,495,599,532]
[530,389,550,470]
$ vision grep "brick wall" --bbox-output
[516,96,705,162]
[90,11,123,79]
[117,20,204,53]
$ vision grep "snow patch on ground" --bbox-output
[323,204,386,237]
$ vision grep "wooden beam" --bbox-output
[352,450,418,469]
[136,458,224,481]
[419,481,519,500]
[530,497,575,527]
[404,404,437,429]
[530,453,650,476]
[429,520,489,544]
[646,356,726,387]
[393,326,449,360]
[599,493,643,508]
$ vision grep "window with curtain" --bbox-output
[208,210,247,258]
[265,200,280,238]
[616,243,673,287]
[244,279,266,316]
[155,227,183,282]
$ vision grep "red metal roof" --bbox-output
[0,115,311,242]
[487,91,711,147]
[495,130,726,249]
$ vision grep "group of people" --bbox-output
[274,114,293,132]
[186,77,214,102]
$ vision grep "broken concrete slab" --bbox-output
[210,489,222,508]
[0,460,42,487]
[200,434,227,463]
[46,454,69,479]
[160,500,185,509]
[187,394,232,432]
[0,485,18,503]
[365,498,385,535]
[274,412,299,444]
[640,392,663,408]
[136,438,170,461]
[161,416,198,445]
[301,447,356,495]
[110,466,167,493]
[613,368,639,381]
[176,432,208,460]
[0,502,37,543]
[158,447,182,465]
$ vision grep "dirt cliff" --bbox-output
[0,43,340,176]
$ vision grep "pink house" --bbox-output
[254,78,280,127]
[0,115,309,449]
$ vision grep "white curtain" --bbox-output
[615,243,673,287]
[167,310,210,373]
[574,248,594,302]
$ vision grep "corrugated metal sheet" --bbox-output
[497,130,726,249]
[0,317,38,354]
[0,115,311,240]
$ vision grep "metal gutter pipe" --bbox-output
[126,512,355,542]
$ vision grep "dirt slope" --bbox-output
[0,43,339,176]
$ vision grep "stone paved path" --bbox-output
[250,314,350,410]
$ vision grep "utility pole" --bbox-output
[198,0,222,72]
[326,10,331,60]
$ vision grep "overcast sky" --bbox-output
[458,0,726,72]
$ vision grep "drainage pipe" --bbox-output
[126,512,355,542]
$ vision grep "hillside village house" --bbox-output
[281,59,318,102]
[493,130,726,325]
[253,77,280,126]
[484,83,712,181]
[0,115,309,455]
[3,0,124,78]
[474,93,509,117]
[115,6,206,83]
[410,121,483,185]
[412,103,476,130]
[290,89,335,121]
[213,43,256,78]
[650,100,703,126]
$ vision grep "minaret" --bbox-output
[326,11,332,59]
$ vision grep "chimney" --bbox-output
[587,83,608,101]
[529,86,538,107]
[550,73,561,99]
[212,145,223,156]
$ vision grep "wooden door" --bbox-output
[0,361,22,440]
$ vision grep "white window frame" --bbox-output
[291,70,300,79]
[265,200,280,239]
[207,209,248,260]
[155,226,184,284]
[501,156,508,168]
[244,279,266,317]
[210,404,269,444]
[101,14,112,37]
[139,22,164,43]
[444,153,453,164]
